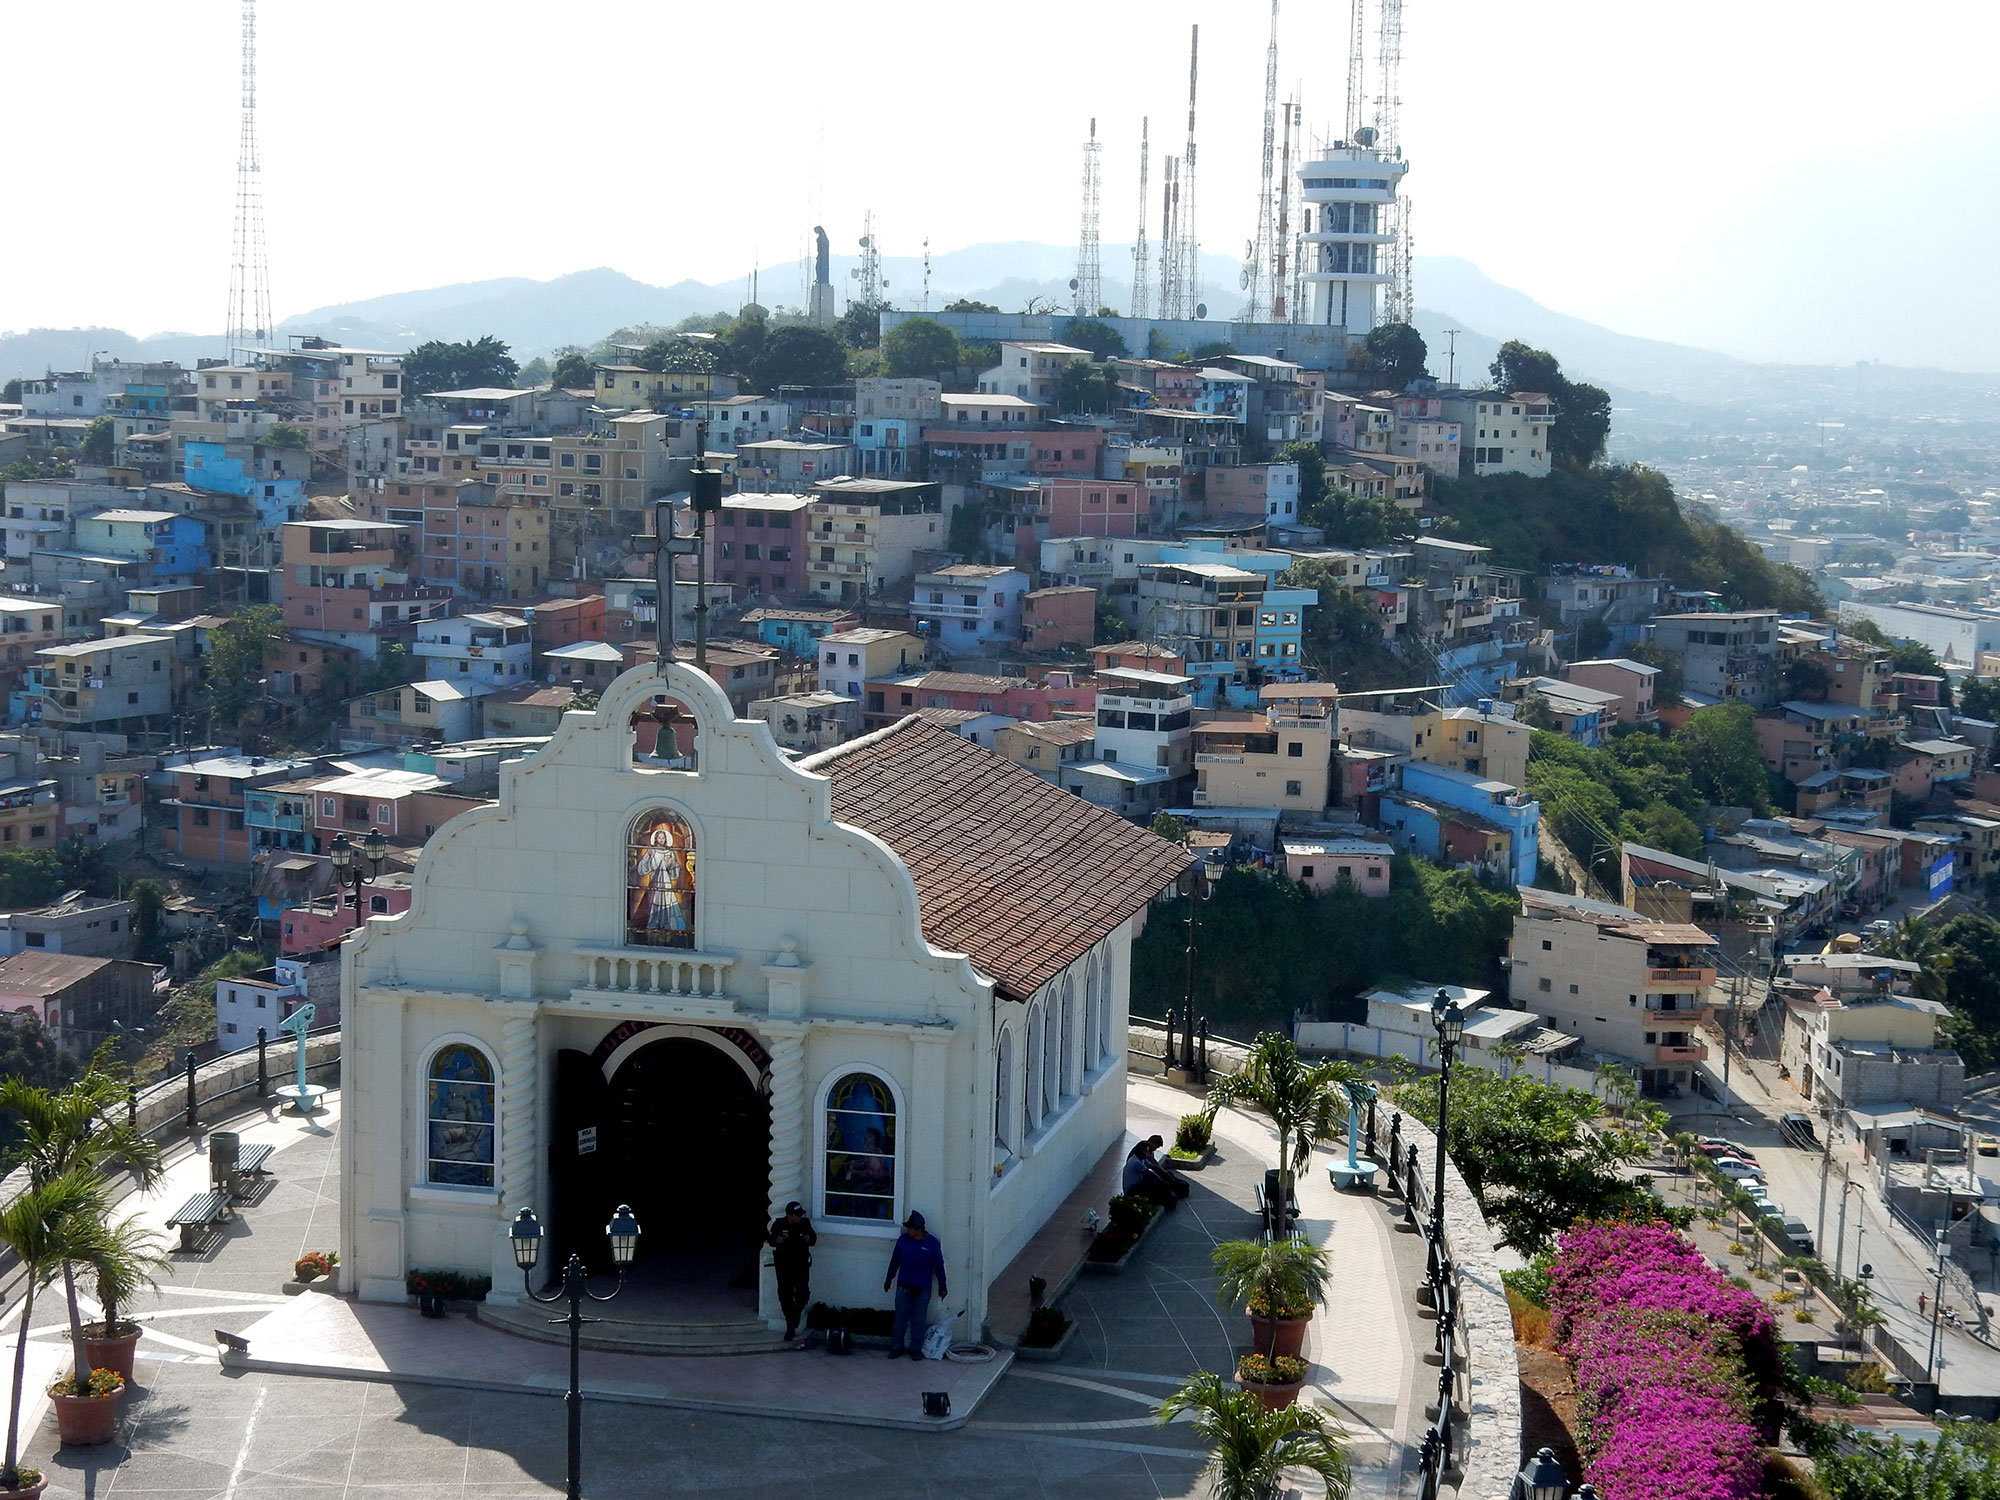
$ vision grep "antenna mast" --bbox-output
[1159,157,1180,322]
[851,213,886,309]
[1374,0,1412,324]
[1131,118,1150,321]
[1179,24,1202,320]
[225,0,274,358]
[1075,119,1102,315]
[1343,0,1365,143]
[1242,1,1280,324]
[1273,97,1295,322]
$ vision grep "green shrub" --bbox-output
[1021,1306,1072,1348]
[1174,1113,1213,1153]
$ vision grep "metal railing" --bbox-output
[1378,1109,1465,1500]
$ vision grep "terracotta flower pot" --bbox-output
[51,1388,121,1446]
[82,1324,142,1382]
[1237,1374,1306,1411]
[0,1474,48,1500]
[1248,1312,1311,1361]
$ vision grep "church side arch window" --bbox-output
[626,808,696,949]
[994,1027,1016,1153]
[1083,958,1101,1069]
[1058,978,1078,1100]
[824,1072,897,1221]
[425,1043,495,1188]
[1043,986,1063,1116]
[1096,949,1116,1062]
[1025,1004,1045,1129]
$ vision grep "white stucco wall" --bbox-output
[337,661,1128,1339]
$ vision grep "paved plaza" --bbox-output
[4,1077,1425,1499]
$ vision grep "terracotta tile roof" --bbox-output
[805,718,1189,1001]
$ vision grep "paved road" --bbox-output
[1664,1050,2000,1397]
[7,1082,1420,1500]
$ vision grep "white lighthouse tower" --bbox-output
[1297,126,1407,332]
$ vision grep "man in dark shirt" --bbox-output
[882,1210,947,1359]
[766,1201,817,1343]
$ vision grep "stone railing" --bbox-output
[574,944,733,999]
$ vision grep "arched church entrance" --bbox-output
[549,1028,770,1320]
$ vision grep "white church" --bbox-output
[337,659,1187,1341]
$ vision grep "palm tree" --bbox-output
[1203,1033,1364,1185]
[1877,916,1948,1004]
[0,1069,164,1390]
[1159,1370,1351,1500]
[0,1170,110,1490]
[90,1213,169,1343]
[1212,1238,1331,1358]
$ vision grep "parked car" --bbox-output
[1779,1113,1817,1148]
[1980,1136,1999,1159]
[1699,1139,1759,1164]
[1713,1157,1762,1180]
[1780,1215,1815,1254]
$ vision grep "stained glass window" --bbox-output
[426,1044,495,1188]
[626,808,696,949]
[824,1072,896,1221]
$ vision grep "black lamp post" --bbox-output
[327,828,387,930]
[1179,850,1223,1074]
[1515,1448,1568,1500]
[1430,989,1465,1243]
[511,1203,642,1500]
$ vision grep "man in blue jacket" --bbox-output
[882,1210,946,1358]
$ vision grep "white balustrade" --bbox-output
[573,945,733,1000]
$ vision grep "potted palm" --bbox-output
[1202,1034,1361,1214]
[1159,1369,1351,1498]
[0,1170,115,1482]
[1213,1237,1329,1362]
[82,1216,169,1381]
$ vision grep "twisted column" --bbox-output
[765,1032,808,1219]
[498,1009,539,1209]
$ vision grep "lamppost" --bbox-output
[1430,988,1466,1245]
[327,829,386,930]
[1513,1446,1598,1500]
[1178,849,1223,1076]
[1833,1174,1868,1282]
[1927,1224,1950,1379]
[511,1204,642,1500]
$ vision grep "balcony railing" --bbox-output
[1648,966,1717,987]
[1652,1043,1708,1064]
[574,944,734,1001]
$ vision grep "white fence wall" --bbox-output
[1294,1019,1605,1094]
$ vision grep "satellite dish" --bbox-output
[859,235,872,247]
[1354,125,1378,148]
[1239,267,1252,290]
[1195,302,1207,319]
[1069,278,1079,291]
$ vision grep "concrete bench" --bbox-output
[167,1191,229,1251]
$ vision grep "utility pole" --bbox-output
[1444,329,1460,386]
[1833,1163,1852,1281]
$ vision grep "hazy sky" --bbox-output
[5,1,1998,369]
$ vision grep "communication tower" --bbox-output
[850,213,887,309]
[1241,1,1280,324]
[1343,0,1366,145]
[225,0,274,357]
[1159,156,1180,322]
[1075,119,1102,315]
[1130,118,1150,321]
[1273,98,1297,322]
[1178,25,1202,320]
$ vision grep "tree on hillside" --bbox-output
[517,357,550,386]
[1190,340,1237,364]
[402,336,519,399]
[549,350,595,389]
[266,425,309,450]
[881,318,961,379]
[752,326,849,391]
[1364,322,1427,389]
[1277,441,1326,515]
[1056,362,1122,415]
[833,303,881,351]
[636,335,722,375]
[1060,318,1128,360]
[1675,701,1771,812]
[79,417,114,466]
[941,299,999,314]
[1488,339,1610,469]
[0,379,20,404]
[1146,328,1174,360]
[205,605,285,731]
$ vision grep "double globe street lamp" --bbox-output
[328,828,388,930]
[510,1204,642,1500]
[1515,1447,1598,1500]
[1430,988,1466,1245]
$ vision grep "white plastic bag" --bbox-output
[921,1321,952,1361]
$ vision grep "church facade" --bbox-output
[337,660,1186,1338]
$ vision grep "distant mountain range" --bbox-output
[6,249,1990,430]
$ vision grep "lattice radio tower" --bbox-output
[1273,97,1297,322]
[1130,118,1150,321]
[1344,0,1366,143]
[1241,1,1280,323]
[1374,0,1413,324]
[1176,25,1202,320]
[225,0,274,357]
[851,212,886,309]
[1158,156,1180,322]
[1075,119,1102,315]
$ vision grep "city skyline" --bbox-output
[2,1,1997,370]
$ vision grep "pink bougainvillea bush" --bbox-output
[1547,1221,1786,1500]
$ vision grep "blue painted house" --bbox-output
[183,440,307,529]
[1380,761,1539,887]
[71,509,211,582]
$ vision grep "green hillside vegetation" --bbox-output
[1525,706,1775,888]
[1129,858,1518,1035]
[1428,464,1823,614]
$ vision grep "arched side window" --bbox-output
[1097,948,1116,1062]
[994,1026,1015,1153]
[824,1071,897,1221]
[1058,977,1078,1100]
[425,1042,495,1188]
[1043,984,1063,1116]
[626,808,696,948]
[1025,1004,1045,1129]
[1082,958,1100,1070]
